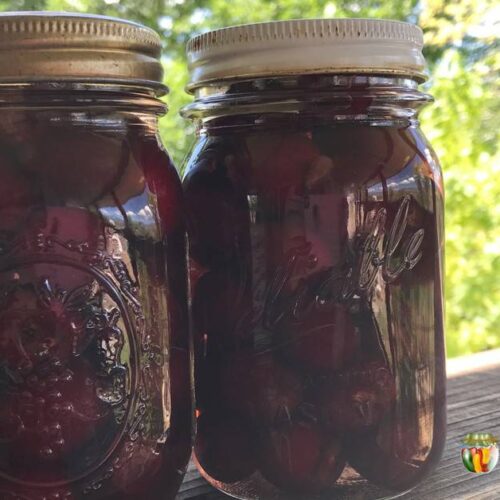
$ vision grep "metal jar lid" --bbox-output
[0,11,165,92]
[186,18,427,90]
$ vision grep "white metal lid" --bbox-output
[186,18,426,91]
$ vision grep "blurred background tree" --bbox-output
[0,0,498,357]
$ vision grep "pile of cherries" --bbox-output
[193,268,400,495]
[0,119,192,497]
[184,128,440,496]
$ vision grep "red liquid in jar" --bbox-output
[0,112,191,499]
[185,111,445,498]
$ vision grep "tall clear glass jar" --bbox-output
[0,12,191,500]
[182,19,445,499]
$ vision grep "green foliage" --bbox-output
[0,0,497,357]
[420,48,500,357]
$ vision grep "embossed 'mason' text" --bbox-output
[260,195,425,327]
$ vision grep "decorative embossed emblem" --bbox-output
[0,276,127,473]
[0,208,164,496]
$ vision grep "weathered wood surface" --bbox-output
[178,350,500,499]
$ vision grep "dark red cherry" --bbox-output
[8,207,105,297]
[221,352,303,425]
[5,356,111,484]
[0,155,36,204]
[194,348,226,413]
[260,422,320,491]
[47,357,111,448]
[289,304,360,373]
[301,231,338,273]
[260,422,345,493]
[191,269,251,347]
[249,132,320,192]
[319,361,395,432]
[313,127,409,184]
[0,158,39,237]
[31,125,129,206]
[194,412,257,483]
[110,440,163,498]
[314,436,346,491]
[183,139,251,269]
[140,138,184,235]
[345,427,426,490]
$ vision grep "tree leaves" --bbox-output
[0,1,497,357]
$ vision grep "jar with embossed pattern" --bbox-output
[182,19,446,499]
[0,12,191,500]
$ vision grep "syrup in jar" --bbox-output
[183,19,445,499]
[0,12,191,500]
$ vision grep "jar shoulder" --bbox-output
[182,124,443,203]
[0,113,183,238]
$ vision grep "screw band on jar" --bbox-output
[0,12,166,93]
[186,18,427,90]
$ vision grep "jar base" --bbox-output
[196,455,428,500]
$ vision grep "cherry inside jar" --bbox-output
[183,20,446,499]
[0,84,192,500]
[0,85,192,500]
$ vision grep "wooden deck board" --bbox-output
[178,350,500,499]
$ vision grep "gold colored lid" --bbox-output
[0,12,165,93]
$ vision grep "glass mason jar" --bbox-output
[182,19,445,499]
[0,13,191,500]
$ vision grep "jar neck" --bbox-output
[0,82,166,145]
[182,74,432,132]
[0,82,167,116]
